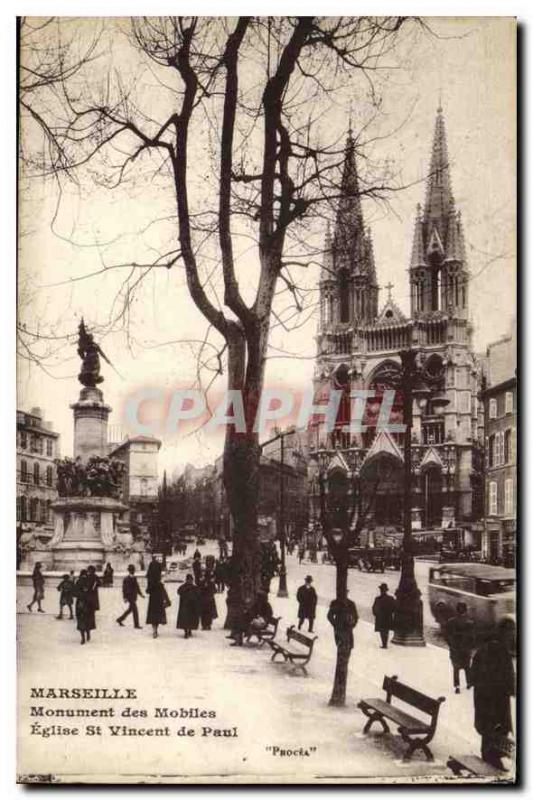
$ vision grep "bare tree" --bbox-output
[19,16,420,627]
[316,463,380,705]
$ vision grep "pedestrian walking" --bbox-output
[117,565,144,629]
[372,583,396,649]
[27,562,45,613]
[298,544,305,564]
[146,576,171,638]
[177,574,200,638]
[73,570,95,644]
[56,573,75,620]
[86,565,101,616]
[214,558,226,593]
[327,591,359,705]
[102,562,114,587]
[445,601,476,693]
[327,592,358,651]
[198,575,218,630]
[192,554,202,585]
[469,620,515,770]
[296,576,317,632]
[146,555,162,592]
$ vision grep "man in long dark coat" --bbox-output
[73,570,95,644]
[445,601,476,693]
[117,564,144,629]
[469,622,515,770]
[192,555,203,585]
[296,575,318,632]
[198,575,218,630]
[372,583,396,649]
[146,555,162,591]
[327,594,358,651]
[177,574,200,638]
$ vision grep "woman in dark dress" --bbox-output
[102,563,114,587]
[198,575,218,630]
[27,562,45,613]
[469,620,515,769]
[177,574,200,638]
[74,570,95,644]
[146,577,171,638]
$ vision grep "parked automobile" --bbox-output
[428,562,516,651]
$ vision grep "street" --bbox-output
[16,547,514,783]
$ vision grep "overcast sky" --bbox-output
[17,16,516,476]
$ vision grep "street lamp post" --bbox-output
[391,349,427,647]
[386,349,447,646]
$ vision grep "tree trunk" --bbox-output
[329,551,351,706]
[329,645,352,707]
[222,371,263,630]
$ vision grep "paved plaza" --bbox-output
[16,552,515,783]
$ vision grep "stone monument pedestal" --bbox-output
[50,496,128,572]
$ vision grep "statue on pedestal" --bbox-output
[77,318,114,388]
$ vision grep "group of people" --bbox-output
[125,555,219,639]
[27,563,102,645]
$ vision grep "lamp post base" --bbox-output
[391,586,426,647]
[391,629,426,647]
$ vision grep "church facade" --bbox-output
[309,108,484,546]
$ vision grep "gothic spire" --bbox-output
[444,198,462,263]
[423,105,454,234]
[332,130,365,269]
[410,203,427,268]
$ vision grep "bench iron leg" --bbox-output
[360,709,390,735]
[402,739,434,763]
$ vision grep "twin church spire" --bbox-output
[410,106,468,317]
[320,104,469,332]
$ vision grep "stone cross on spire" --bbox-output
[384,281,394,301]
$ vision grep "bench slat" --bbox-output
[383,675,444,716]
[359,698,430,733]
[288,629,315,647]
[447,755,507,778]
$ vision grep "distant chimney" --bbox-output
[30,407,43,420]
[44,421,53,431]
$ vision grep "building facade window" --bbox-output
[20,431,27,450]
[33,462,40,486]
[46,439,53,457]
[491,434,498,467]
[505,391,513,414]
[20,496,27,522]
[489,398,497,419]
[20,460,28,483]
[17,496,21,521]
[504,430,511,464]
[46,465,53,487]
[504,479,514,516]
[489,481,498,516]
[30,497,38,522]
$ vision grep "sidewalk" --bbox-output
[16,578,515,784]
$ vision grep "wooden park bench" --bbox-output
[446,755,512,779]
[358,675,445,762]
[266,625,318,675]
[244,616,281,647]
